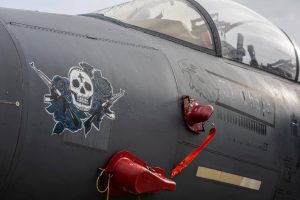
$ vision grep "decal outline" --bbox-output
[30,61,125,137]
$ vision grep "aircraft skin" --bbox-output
[0,1,299,200]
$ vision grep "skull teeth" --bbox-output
[71,92,92,112]
[77,96,89,105]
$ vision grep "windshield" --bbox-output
[95,0,214,49]
[196,0,297,80]
[295,43,300,82]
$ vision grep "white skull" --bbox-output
[69,67,94,112]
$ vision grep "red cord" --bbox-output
[171,127,217,178]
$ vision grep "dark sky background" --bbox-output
[0,0,299,45]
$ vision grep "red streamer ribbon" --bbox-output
[171,127,217,178]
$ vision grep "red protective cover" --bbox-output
[183,96,214,134]
[171,127,217,178]
[103,151,176,196]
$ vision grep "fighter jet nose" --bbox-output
[183,96,214,134]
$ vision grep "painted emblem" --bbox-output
[178,59,219,103]
[30,62,125,137]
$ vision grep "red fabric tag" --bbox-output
[171,128,217,178]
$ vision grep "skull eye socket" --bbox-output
[72,79,80,88]
[85,82,92,91]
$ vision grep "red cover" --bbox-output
[103,151,176,196]
[183,96,214,134]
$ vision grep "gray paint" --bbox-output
[0,2,299,200]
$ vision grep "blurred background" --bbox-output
[0,0,299,44]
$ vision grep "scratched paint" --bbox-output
[208,71,275,126]
[178,59,219,103]
[178,59,275,126]
[0,100,20,106]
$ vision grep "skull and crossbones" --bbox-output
[30,61,125,135]
[69,67,94,112]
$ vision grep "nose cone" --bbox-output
[0,22,23,190]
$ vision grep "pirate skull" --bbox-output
[69,67,94,112]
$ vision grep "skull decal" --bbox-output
[29,61,125,137]
[69,67,94,112]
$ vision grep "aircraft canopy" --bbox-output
[95,0,298,81]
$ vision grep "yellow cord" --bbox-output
[106,176,110,200]
[96,168,107,193]
[96,168,111,200]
